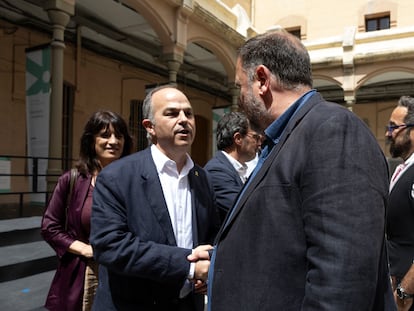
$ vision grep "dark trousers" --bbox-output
[152,294,202,311]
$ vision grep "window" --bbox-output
[130,100,147,151]
[286,27,301,39]
[365,14,390,32]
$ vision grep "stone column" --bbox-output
[166,57,182,85]
[162,5,191,85]
[342,26,356,109]
[229,85,240,112]
[44,0,74,191]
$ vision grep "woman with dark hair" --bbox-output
[41,111,133,311]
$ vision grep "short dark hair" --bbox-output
[216,112,249,150]
[76,110,133,175]
[238,30,312,90]
[398,96,414,124]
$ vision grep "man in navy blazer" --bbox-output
[204,112,260,222]
[90,85,220,311]
[195,30,396,310]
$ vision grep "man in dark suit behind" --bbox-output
[204,112,260,222]
[90,85,220,311]
[386,96,414,311]
[192,30,396,310]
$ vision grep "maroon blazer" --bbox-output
[41,170,92,311]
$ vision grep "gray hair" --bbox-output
[216,112,249,150]
[142,84,177,143]
[398,96,414,124]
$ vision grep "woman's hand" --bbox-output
[68,240,93,258]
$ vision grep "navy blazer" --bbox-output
[90,148,220,310]
[210,93,396,311]
[204,151,244,222]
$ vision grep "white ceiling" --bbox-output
[2,0,413,101]
[0,0,229,92]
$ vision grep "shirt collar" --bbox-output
[221,151,248,173]
[265,89,316,144]
[151,144,194,176]
[403,152,414,167]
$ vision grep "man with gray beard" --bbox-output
[386,95,414,311]
[190,30,396,311]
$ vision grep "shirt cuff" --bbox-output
[188,262,195,280]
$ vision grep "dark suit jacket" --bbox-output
[204,151,244,222]
[90,148,220,311]
[210,93,396,311]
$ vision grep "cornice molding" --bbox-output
[192,2,245,48]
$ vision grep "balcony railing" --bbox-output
[0,155,75,219]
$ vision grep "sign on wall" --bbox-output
[25,45,51,204]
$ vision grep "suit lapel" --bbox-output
[218,94,321,237]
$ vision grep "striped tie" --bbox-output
[392,163,406,182]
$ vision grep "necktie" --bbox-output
[392,163,406,182]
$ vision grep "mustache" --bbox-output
[174,127,193,136]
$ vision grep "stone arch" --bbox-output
[313,74,342,88]
[187,36,237,83]
[124,0,175,47]
[356,67,414,90]
[355,67,414,103]
[313,75,344,103]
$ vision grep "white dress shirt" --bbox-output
[245,153,259,178]
[221,150,248,183]
[151,145,194,297]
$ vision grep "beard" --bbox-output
[389,131,412,159]
[238,87,273,133]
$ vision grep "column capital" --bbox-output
[45,0,74,42]
[162,52,184,84]
[344,90,356,106]
[44,0,75,16]
[228,84,240,96]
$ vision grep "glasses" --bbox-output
[246,133,261,142]
[385,123,414,134]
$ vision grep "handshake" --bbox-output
[187,244,214,294]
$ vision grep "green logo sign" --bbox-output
[26,47,51,96]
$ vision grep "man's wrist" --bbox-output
[397,283,414,300]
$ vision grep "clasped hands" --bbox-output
[187,244,213,294]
